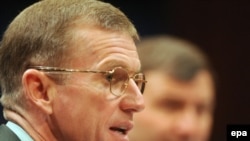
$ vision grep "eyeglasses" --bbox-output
[29,66,147,96]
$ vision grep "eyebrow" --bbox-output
[100,60,140,74]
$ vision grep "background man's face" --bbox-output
[129,70,215,141]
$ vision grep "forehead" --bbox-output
[144,70,215,103]
[68,26,141,72]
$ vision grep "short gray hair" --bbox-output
[0,0,139,109]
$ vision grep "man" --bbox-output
[129,35,216,141]
[0,0,146,140]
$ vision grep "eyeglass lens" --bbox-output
[108,67,145,96]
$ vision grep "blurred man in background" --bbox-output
[129,35,216,141]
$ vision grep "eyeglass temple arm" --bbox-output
[28,66,109,74]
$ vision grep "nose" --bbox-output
[119,79,145,113]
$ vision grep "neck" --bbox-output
[4,108,57,141]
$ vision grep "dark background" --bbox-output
[1,1,250,141]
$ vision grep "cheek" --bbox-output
[134,106,172,131]
[55,85,108,122]
[199,116,213,137]
[51,85,117,140]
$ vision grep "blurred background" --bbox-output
[1,1,250,140]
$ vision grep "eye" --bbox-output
[105,73,113,82]
[196,104,213,115]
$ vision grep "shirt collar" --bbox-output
[6,121,34,141]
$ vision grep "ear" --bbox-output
[22,69,56,115]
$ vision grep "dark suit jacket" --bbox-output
[0,124,20,141]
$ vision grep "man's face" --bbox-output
[50,27,144,141]
[129,70,215,141]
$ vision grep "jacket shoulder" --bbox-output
[0,124,20,141]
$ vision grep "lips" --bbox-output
[110,126,128,135]
[109,121,133,135]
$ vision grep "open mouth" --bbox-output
[110,127,128,135]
